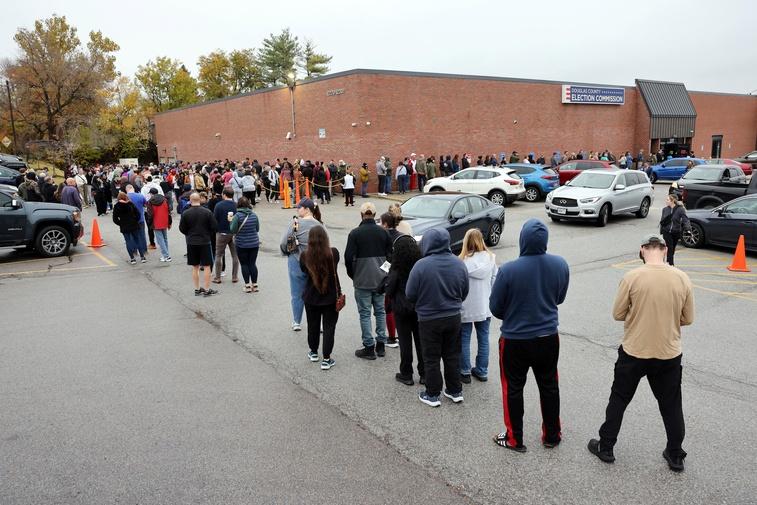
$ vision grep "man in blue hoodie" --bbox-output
[489,219,569,452]
[406,228,469,407]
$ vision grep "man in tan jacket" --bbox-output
[588,234,694,472]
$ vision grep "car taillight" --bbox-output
[541,175,557,180]
[681,189,688,201]
[505,180,520,185]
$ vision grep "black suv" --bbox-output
[0,153,28,171]
[0,188,83,257]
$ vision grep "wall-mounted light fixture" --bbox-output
[351,122,358,127]
[365,121,371,126]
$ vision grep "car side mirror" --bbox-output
[11,199,20,208]
[450,211,465,222]
[614,184,626,191]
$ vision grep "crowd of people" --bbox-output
[7,152,697,472]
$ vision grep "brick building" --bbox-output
[153,69,757,173]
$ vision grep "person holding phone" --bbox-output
[280,198,324,331]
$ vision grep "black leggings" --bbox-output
[305,303,339,359]
[236,246,259,283]
[395,310,423,378]
[662,231,680,266]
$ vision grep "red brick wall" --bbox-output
[689,92,757,159]
[154,71,757,177]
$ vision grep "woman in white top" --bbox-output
[458,228,498,382]
[342,167,355,207]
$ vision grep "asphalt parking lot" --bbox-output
[1,183,755,504]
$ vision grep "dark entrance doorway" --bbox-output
[711,135,723,158]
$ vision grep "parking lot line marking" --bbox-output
[688,277,757,286]
[0,252,95,266]
[0,264,113,277]
[692,284,757,303]
[88,248,116,267]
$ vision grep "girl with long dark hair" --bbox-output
[300,226,340,370]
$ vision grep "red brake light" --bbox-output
[505,179,519,185]
[681,189,688,201]
[541,175,556,179]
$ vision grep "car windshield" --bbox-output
[401,197,452,218]
[683,166,725,180]
[568,172,616,189]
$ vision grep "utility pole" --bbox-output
[5,80,18,155]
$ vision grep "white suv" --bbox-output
[545,169,654,227]
[423,167,526,205]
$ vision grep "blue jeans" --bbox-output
[397,175,407,193]
[135,222,148,256]
[154,229,169,258]
[384,175,392,194]
[122,231,140,258]
[354,288,387,348]
[288,254,307,324]
[460,318,490,376]
[360,181,368,197]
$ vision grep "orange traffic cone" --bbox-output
[282,179,291,209]
[88,218,105,248]
[294,180,301,203]
[305,179,311,199]
[727,235,751,272]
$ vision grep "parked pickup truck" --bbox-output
[682,175,757,210]
[0,187,83,257]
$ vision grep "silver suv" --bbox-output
[545,169,654,227]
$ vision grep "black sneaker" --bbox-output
[493,432,527,453]
[460,374,472,384]
[419,375,425,385]
[203,288,218,297]
[543,438,561,449]
[471,370,488,382]
[662,449,686,472]
[376,342,385,357]
[355,346,376,360]
[194,288,206,296]
[587,439,615,463]
[386,338,399,348]
[395,373,414,386]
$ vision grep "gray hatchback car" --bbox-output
[545,169,654,227]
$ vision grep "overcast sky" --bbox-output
[2,0,756,94]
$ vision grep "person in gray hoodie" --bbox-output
[406,228,469,407]
[458,229,498,383]
[280,198,324,331]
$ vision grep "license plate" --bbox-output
[557,208,567,215]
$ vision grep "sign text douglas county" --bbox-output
[561,85,624,105]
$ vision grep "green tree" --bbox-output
[228,49,265,94]
[135,57,198,112]
[258,28,301,86]
[299,40,332,79]
[2,14,119,141]
[197,51,231,99]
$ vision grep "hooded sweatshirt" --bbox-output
[460,251,498,323]
[406,228,469,322]
[147,194,170,230]
[489,219,569,339]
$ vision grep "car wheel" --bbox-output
[486,221,502,246]
[596,204,610,227]
[489,190,506,206]
[428,186,444,192]
[35,225,71,257]
[524,186,541,202]
[635,197,651,218]
[682,223,704,248]
[697,200,719,210]
[650,173,658,183]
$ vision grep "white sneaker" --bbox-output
[292,322,302,332]
[159,257,166,262]
[221,272,227,277]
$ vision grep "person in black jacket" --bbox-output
[300,226,340,370]
[386,234,424,386]
[345,202,393,360]
[112,192,142,264]
[659,194,690,266]
[179,192,218,296]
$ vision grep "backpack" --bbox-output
[178,196,190,214]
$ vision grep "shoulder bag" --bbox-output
[333,257,346,311]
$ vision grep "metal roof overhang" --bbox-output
[636,79,697,139]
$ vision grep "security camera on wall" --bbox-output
[286,132,292,140]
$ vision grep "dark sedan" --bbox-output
[682,194,757,252]
[400,192,504,252]
[0,166,21,186]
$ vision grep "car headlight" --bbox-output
[579,197,601,204]
[72,210,81,222]
[671,181,678,189]
[413,235,423,242]
[546,193,553,202]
